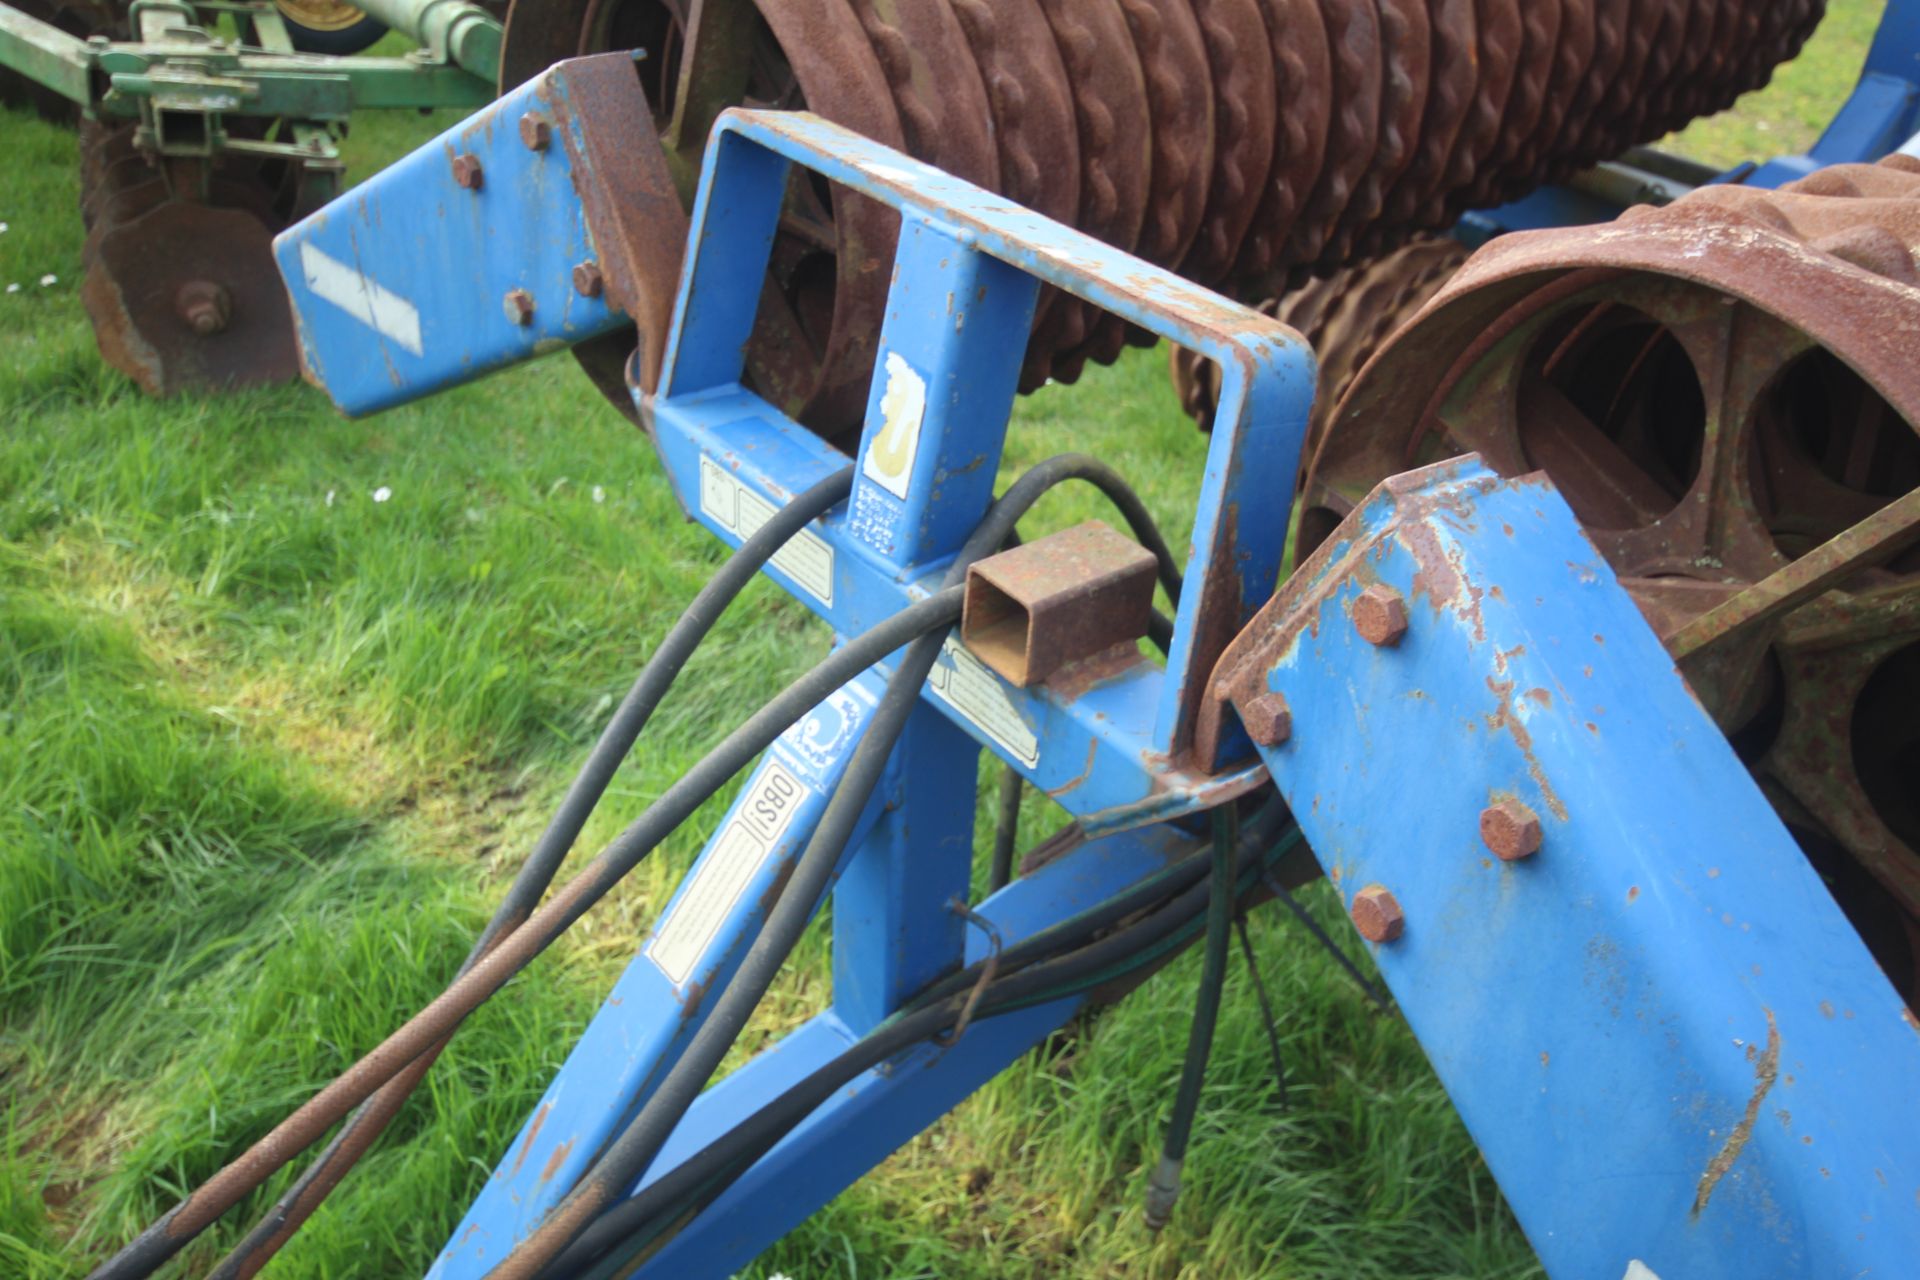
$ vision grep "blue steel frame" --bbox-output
[371,107,1319,1278]
[267,41,1920,1280]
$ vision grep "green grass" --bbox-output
[0,6,1882,1277]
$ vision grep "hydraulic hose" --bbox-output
[88,586,961,1280]
[1144,803,1240,1230]
[545,819,1306,1280]
[207,467,855,1280]
[493,456,1182,1275]
[485,456,1126,1277]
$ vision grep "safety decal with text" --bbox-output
[698,456,835,604]
[646,759,810,986]
[929,636,1040,767]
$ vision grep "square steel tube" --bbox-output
[962,521,1157,686]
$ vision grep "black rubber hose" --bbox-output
[987,767,1023,894]
[1144,804,1240,1230]
[87,587,962,1280]
[495,625,950,1278]
[910,798,1288,1013]
[206,467,855,1280]
[493,455,1178,1277]
[546,817,1306,1280]
[984,456,1179,899]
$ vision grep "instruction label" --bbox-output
[698,457,834,604]
[929,636,1040,767]
[646,760,810,987]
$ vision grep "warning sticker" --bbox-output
[862,352,926,498]
[928,636,1040,767]
[646,760,810,986]
[698,457,834,604]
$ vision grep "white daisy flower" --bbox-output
[372,486,392,503]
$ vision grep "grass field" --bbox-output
[0,6,1885,1277]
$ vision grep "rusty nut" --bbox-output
[1350,885,1405,944]
[519,111,553,151]
[572,260,605,298]
[1480,799,1543,861]
[1239,691,1292,747]
[1352,585,1409,647]
[450,152,484,190]
[174,279,231,336]
[502,288,535,326]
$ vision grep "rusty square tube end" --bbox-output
[962,520,1157,687]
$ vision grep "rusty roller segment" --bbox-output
[1171,233,1467,467]
[1300,155,1920,1002]
[510,0,1822,431]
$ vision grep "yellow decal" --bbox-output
[864,352,927,499]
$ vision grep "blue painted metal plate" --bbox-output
[272,60,628,414]
[1229,458,1920,1277]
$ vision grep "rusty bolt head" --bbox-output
[519,111,553,151]
[451,153,484,190]
[502,288,535,326]
[1480,799,1543,861]
[1350,885,1405,943]
[174,279,231,336]
[1353,584,1409,647]
[1240,691,1292,746]
[572,260,605,298]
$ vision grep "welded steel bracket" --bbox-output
[273,53,686,414]
[1217,456,1920,1278]
[403,101,1316,1279]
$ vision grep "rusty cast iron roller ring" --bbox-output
[1231,0,1333,287]
[1458,0,1558,212]
[949,0,1083,356]
[1284,0,1382,275]
[1115,0,1215,270]
[1302,155,1920,1002]
[1025,0,1154,384]
[1324,0,1429,266]
[1177,0,1279,286]
[1368,0,1473,241]
[849,0,999,191]
[1421,0,1518,228]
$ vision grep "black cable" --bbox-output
[909,798,1289,1014]
[206,467,855,1280]
[490,456,1186,1277]
[1144,804,1239,1231]
[1234,913,1289,1111]
[988,766,1023,894]
[543,818,1307,1280]
[1260,869,1391,1011]
[983,456,1180,900]
[88,587,961,1280]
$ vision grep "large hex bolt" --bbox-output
[1239,691,1293,746]
[451,153,484,190]
[572,260,605,298]
[1480,799,1543,861]
[502,289,535,326]
[1350,885,1405,943]
[1353,585,1409,647]
[174,280,231,336]
[519,111,553,151]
